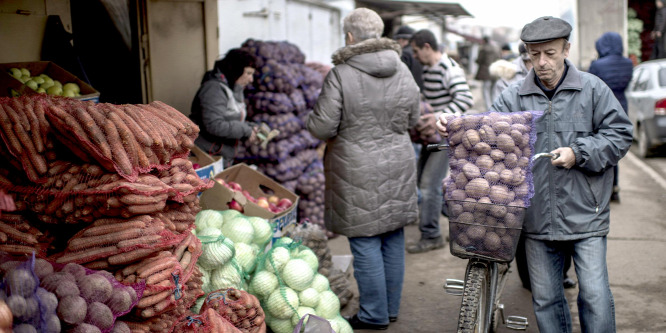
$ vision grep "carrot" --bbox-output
[0,244,36,255]
[68,226,161,251]
[0,221,38,244]
[142,279,172,296]
[152,295,174,313]
[0,232,7,243]
[137,289,170,308]
[123,274,137,284]
[119,193,168,206]
[55,245,118,264]
[125,200,167,215]
[73,106,112,159]
[33,100,50,138]
[146,266,178,285]
[108,110,139,169]
[136,255,176,278]
[44,177,77,215]
[117,234,162,249]
[108,247,158,266]
[149,101,194,135]
[22,101,44,153]
[179,251,192,271]
[173,233,192,261]
[91,214,151,226]
[115,104,153,146]
[8,98,31,131]
[0,105,23,154]
[82,219,148,237]
[103,118,133,176]
[85,259,110,270]
[124,104,161,145]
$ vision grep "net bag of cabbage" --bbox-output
[198,288,266,333]
[443,111,543,262]
[248,238,353,333]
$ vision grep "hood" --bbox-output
[331,37,403,78]
[595,32,623,57]
[489,59,518,80]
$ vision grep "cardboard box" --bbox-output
[0,61,100,102]
[199,163,299,237]
[190,145,224,180]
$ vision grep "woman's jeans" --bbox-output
[348,228,405,325]
[416,147,448,240]
[525,236,616,333]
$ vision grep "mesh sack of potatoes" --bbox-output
[443,111,543,262]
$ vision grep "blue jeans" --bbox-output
[525,236,616,333]
[416,146,448,240]
[348,228,405,325]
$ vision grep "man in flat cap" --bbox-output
[436,16,632,333]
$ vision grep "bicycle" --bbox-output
[426,143,557,333]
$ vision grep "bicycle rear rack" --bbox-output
[497,304,529,330]
[444,279,464,296]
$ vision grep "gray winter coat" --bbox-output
[491,59,633,241]
[306,38,420,238]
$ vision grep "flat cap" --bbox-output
[394,26,415,40]
[520,16,572,44]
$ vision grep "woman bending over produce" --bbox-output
[190,48,259,167]
[306,7,420,330]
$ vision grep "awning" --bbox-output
[355,0,473,19]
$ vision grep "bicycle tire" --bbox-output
[458,264,492,333]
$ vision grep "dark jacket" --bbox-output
[401,45,424,91]
[492,59,633,241]
[475,43,500,81]
[190,69,253,165]
[588,32,634,112]
[307,38,420,238]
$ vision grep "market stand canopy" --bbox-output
[355,0,473,19]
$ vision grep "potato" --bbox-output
[492,121,511,134]
[504,152,518,169]
[514,182,529,198]
[454,172,469,189]
[485,215,499,226]
[480,115,493,126]
[447,116,464,132]
[449,189,467,201]
[85,302,114,330]
[499,169,514,185]
[455,233,471,247]
[36,288,58,314]
[517,156,530,168]
[7,295,26,319]
[449,129,464,145]
[23,297,39,321]
[465,178,490,199]
[112,321,131,333]
[483,232,502,251]
[489,204,508,218]
[55,279,80,298]
[107,289,132,313]
[468,151,479,164]
[491,162,506,174]
[457,212,475,224]
[462,198,478,212]
[453,144,469,160]
[490,185,514,204]
[57,295,87,324]
[72,323,102,333]
[484,171,500,184]
[475,155,494,171]
[79,273,112,303]
[473,210,487,222]
[501,235,516,249]
[511,168,526,186]
[62,262,87,281]
[449,203,464,217]
[466,225,486,241]
[523,146,532,157]
[497,114,513,124]
[478,124,497,145]
[496,226,508,236]
[41,272,75,293]
[496,133,516,152]
[6,268,36,298]
[513,146,523,158]
[478,197,492,210]
[34,259,54,280]
[511,122,528,133]
[504,213,522,229]
[462,115,481,130]
[12,324,37,333]
[462,129,481,150]
[510,130,524,147]
[462,163,481,179]
[473,141,492,155]
[488,150,503,163]
[43,314,61,333]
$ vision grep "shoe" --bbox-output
[407,236,445,254]
[343,314,389,330]
[389,316,398,322]
[563,277,577,289]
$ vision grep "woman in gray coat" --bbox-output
[306,8,420,330]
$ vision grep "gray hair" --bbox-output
[343,8,384,42]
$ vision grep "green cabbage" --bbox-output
[310,274,330,293]
[249,270,278,299]
[220,216,255,244]
[247,216,273,246]
[298,288,320,308]
[291,306,316,327]
[234,242,259,274]
[266,287,299,319]
[195,210,224,232]
[210,260,243,290]
[281,259,315,291]
[314,290,340,319]
[197,234,235,270]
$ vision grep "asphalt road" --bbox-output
[329,149,666,333]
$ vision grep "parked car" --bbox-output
[625,59,666,157]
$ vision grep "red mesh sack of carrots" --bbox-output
[200,288,267,333]
[0,96,56,184]
[173,308,243,333]
[155,158,214,204]
[40,96,199,182]
[0,213,49,258]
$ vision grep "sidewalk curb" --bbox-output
[624,151,666,190]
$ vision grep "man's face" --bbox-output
[527,39,570,88]
[410,42,432,65]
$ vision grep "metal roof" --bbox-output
[355,0,473,19]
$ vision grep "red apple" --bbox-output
[268,202,277,211]
[228,199,244,212]
[226,181,243,192]
[277,198,293,209]
[242,190,257,203]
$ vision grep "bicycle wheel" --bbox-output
[458,263,493,333]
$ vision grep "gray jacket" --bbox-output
[492,59,633,241]
[306,38,420,238]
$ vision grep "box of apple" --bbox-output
[199,163,299,228]
[0,61,100,101]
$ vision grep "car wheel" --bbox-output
[637,124,652,158]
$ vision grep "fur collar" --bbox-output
[331,38,402,65]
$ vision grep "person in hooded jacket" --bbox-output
[190,48,259,168]
[588,32,634,203]
[306,8,420,330]
[438,16,632,333]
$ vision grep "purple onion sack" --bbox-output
[443,111,543,262]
